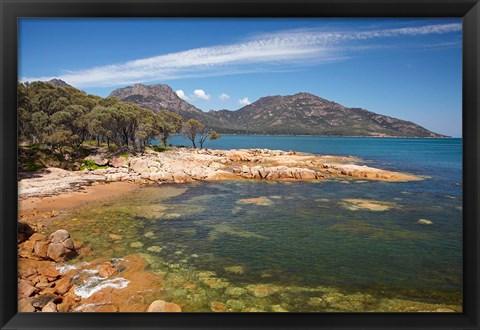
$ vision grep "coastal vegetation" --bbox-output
[17,81,219,171]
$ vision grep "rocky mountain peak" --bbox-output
[47,79,72,88]
[108,83,446,137]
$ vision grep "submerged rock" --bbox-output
[226,299,246,311]
[237,197,273,206]
[108,233,123,241]
[418,219,433,225]
[147,246,162,253]
[147,300,182,312]
[210,301,227,312]
[339,199,397,211]
[224,265,245,275]
[225,287,246,297]
[271,305,289,312]
[246,284,279,298]
[130,242,144,248]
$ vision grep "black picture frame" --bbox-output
[1,0,479,329]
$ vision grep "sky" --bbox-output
[19,18,462,137]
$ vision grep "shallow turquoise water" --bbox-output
[66,137,462,311]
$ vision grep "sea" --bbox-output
[56,136,463,312]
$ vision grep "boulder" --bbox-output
[56,296,76,312]
[21,239,36,253]
[106,173,127,182]
[62,238,75,250]
[18,222,34,243]
[29,233,46,242]
[18,279,37,297]
[44,267,60,281]
[31,293,56,309]
[33,241,49,259]
[54,273,74,295]
[49,229,70,244]
[47,230,76,261]
[18,298,36,312]
[110,157,128,168]
[41,301,57,312]
[47,243,69,262]
[85,155,109,166]
[130,158,150,173]
[147,300,182,312]
[98,262,118,278]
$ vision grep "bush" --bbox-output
[151,145,170,152]
[79,159,108,171]
[23,161,43,172]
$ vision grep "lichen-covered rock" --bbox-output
[31,293,56,309]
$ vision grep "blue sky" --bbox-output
[19,18,462,137]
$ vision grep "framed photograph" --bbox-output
[1,0,479,329]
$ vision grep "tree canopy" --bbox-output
[18,81,218,155]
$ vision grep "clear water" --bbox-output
[57,137,462,312]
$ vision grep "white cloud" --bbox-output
[219,93,230,101]
[176,89,189,100]
[192,89,211,101]
[21,23,461,88]
[239,97,251,106]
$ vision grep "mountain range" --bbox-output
[108,83,447,138]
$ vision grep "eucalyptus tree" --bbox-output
[156,110,183,148]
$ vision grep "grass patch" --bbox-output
[151,145,172,152]
[79,159,108,171]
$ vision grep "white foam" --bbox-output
[74,276,130,299]
[56,264,77,274]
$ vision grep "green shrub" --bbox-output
[79,159,108,171]
[23,161,43,172]
[151,145,171,152]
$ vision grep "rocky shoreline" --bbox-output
[19,147,450,313]
[18,221,180,312]
[19,147,421,198]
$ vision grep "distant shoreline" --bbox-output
[18,147,423,199]
[171,134,457,139]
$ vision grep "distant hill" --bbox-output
[109,83,447,137]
